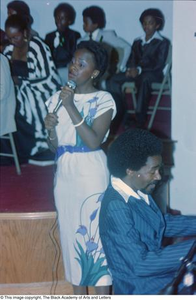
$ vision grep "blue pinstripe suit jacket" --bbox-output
[99,185,196,295]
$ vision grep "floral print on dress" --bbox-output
[74,192,109,286]
[75,96,99,147]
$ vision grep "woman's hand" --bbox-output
[44,113,58,150]
[44,113,59,131]
[12,76,21,85]
[59,85,75,108]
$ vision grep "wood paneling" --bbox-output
[0,281,72,295]
[0,212,64,284]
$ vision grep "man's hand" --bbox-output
[125,67,139,78]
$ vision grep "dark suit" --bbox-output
[99,185,196,295]
[45,28,81,68]
[106,35,170,128]
[78,29,131,72]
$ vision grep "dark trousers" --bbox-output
[106,71,163,128]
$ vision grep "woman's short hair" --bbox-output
[7,0,34,26]
[107,129,162,178]
[77,40,108,79]
[139,8,165,31]
[54,3,76,25]
[82,6,106,29]
[5,14,29,33]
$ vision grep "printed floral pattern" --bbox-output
[75,192,109,286]
[76,96,99,147]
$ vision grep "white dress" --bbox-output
[46,90,116,286]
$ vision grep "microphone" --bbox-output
[53,80,76,113]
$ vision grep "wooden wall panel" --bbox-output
[0,281,73,295]
[0,212,64,284]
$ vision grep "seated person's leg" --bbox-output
[135,72,162,127]
[106,72,134,133]
[106,72,127,95]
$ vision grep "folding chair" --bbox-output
[0,54,21,175]
[99,46,129,90]
[0,133,21,175]
[122,45,172,129]
[147,47,172,129]
[122,81,137,114]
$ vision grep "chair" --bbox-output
[0,53,21,175]
[122,45,172,130]
[99,46,129,90]
[0,133,21,175]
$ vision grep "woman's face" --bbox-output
[68,48,98,87]
[55,11,70,32]
[5,26,26,48]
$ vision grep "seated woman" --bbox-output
[3,14,61,163]
[106,8,170,131]
[45,3,81,85]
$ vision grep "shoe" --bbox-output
[28,159,55,166]
[28,149,55,166]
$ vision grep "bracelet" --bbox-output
[73,118,85,128]
[47,130,57,140]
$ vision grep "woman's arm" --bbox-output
[44,113,59,151]
[60,87,114,149]
[66,103,113,149]
[27,38,60,87]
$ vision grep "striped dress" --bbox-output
[3,36,61,159]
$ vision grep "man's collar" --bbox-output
[140,31,163,45]
[111,176,149,205]
[91,28,100,41]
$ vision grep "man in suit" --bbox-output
[45,3,81,85]
[106,8,170,130]
[78,6,131,82]
[99,129,196,295]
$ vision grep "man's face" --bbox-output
[131,155,162,194]
[142,15,159,40]
[83,17,98,33]
[55,11,70,32]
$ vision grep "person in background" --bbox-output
[78,6,131,84]
[0,53,16,137]
[99,128,196,295]
[45,2,81,85]
[3,14,61,164]
[0,29,9,53]
[106,8,170,129]
[7,0,39,37]
[78,6,131,134]
[44,40,116,295]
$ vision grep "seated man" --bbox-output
[78,5,131,86]
[45,3,81,85]
[106,8,170,130]
[99,129,196,295]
